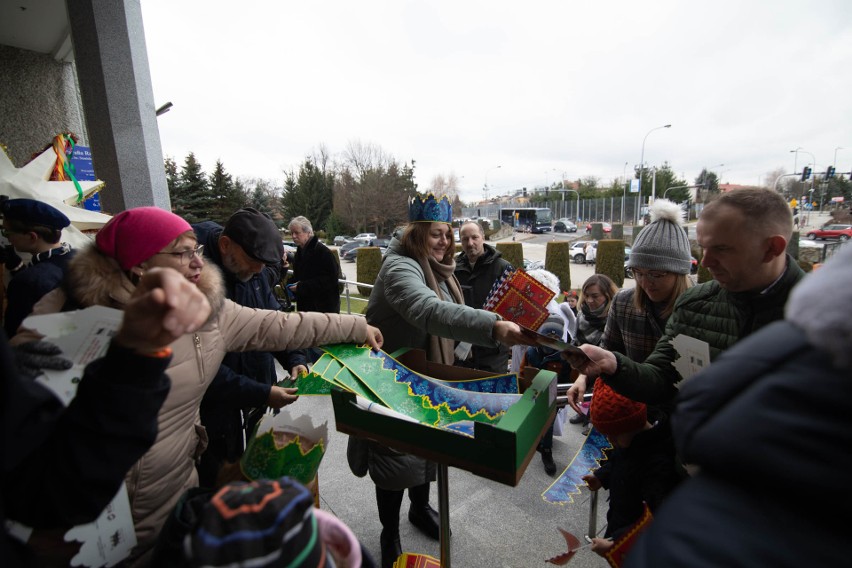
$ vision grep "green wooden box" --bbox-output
[330,349,557,486]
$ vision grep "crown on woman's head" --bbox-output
[409,193,452,223]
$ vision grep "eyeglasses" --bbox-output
[155,244,204,265]
[631,269,670,281]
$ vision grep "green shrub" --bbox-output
[596,240,625,288]
[590,223,604,240]
[495,242,524,269]
[356,247,383,296]
[545,241,572,292]
[786,231,800,260]
[631,225,644,246]
[611,224,624,240]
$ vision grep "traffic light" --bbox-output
[826,166,836,179]
[523,187,527,197]
[801,166,812,182]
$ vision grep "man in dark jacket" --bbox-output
[1,197,75,337]
[286,216,341,314]
[193,209,305,487]
[454,221,512,373]
[3,267,210,567]
[567,188,806,407]
[626,243,852,568]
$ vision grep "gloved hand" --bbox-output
[1,245,24,271]
[13,340,73,380]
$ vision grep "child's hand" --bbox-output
[590,537,614,557]
[582,473,602,491]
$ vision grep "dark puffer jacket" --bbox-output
[606,254,805,406]
[626,245,852,567]
[454,243,512,373]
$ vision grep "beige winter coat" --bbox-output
[19,246,370,558]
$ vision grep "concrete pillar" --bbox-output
[66,0,169,213]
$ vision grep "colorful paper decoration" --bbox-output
[542,427,611,505]
[483,267,556,330]
[393,552,441,567]
[239,411,328,485]
[604,502,653,568]
[546,527,584,565]
[408,193,452,223]
[0,144,111,247]
[315,344,523,434]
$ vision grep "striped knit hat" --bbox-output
[185,477,328,567]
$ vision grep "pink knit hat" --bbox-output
[96,207,193,270]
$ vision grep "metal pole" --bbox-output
[587,489,598,540]
[638,124,671,225]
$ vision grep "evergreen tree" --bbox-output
[208,159,245,223]
[280,159,335,229]
[174,152,214,223]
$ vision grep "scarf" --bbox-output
[576,301,608,346]
[418,254,464,365]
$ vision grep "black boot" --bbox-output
[407,483,441,541]
[540,448,557,476]
[376,487,404,568]
[380,530,402,568]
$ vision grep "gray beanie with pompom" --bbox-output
[627,199,692,274]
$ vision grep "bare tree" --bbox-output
[428,172,461,200]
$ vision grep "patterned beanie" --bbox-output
[590,378,647,436]
[627,199,692,274]
[96,207,192,270]
[185,476,327,567]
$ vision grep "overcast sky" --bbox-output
[141,0,852,203]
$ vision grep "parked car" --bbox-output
[585,222,612,234]
[805,224,852,242]
[570,241,595,264]
[529,224,552,234]
[340,240,367,261]
[333,235,352,246]
[553,220,577,233]
[353,232,377,243]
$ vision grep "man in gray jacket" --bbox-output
[454,221,512,374]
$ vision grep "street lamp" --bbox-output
[155,101,173,116]
[638,124,671,219]
[484,165,501,201]
[790,147,802,176]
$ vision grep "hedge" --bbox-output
[545,241,572,293]
[596,240,625,288]
[356,247,383,296]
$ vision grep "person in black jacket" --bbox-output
[193,209,306,488]
[626,241,852,568]
[453,221,512,373]
[3,267,211,567]
[287,216,342,315]
[1,197,75,337]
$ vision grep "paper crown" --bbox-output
[409,193,452,223]
[239,412,328,485]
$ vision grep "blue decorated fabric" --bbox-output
[409,193,452,223]
[541,428,611,505]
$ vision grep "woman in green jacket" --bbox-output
[353,194,531,568]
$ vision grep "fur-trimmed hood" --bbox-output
[785,243,852,368]
[64,243,226,320]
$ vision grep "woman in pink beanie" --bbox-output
[14,206,383,565]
